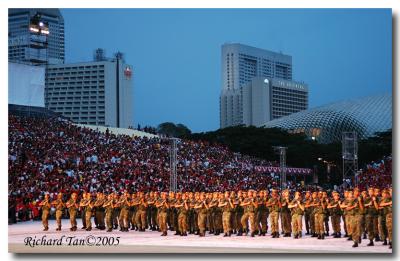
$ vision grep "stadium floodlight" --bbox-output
[39,21,44,27]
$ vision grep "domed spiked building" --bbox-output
[262,93,392,143]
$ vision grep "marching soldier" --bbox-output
[303,191,312,235]
[206,193,215,234]
[66,192,79,231]
[280,189,292,237]
[79,192,88,229]
[240,190,258,237]
[256,190,268,236]
[288,191,305,239]
[51,193,65,231]
[327,191,342,238]
[194,193,209,237]
[129,192,139,230]
[103,193,115,232]
[219,191,234,237]
[229,192,237,234]
[155,192,170,236]
[266,189,281,238]
[118,191,130,232]
[147,191,158,231]
[112,193,120,230]
[175,193,189,236]
[94,192,106,230]
[39,193,51,231]
[188,192,198,234]
[136,192,148,231]
[313,191,326,240]
[376,189,389,245]
[364,188,378,246]
[351,189,364,247]
[379,189,392,249]
[80,193,94,231]
[322,191,330,236]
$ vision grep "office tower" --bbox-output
[8,8,64,65]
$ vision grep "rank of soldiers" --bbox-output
[39,187,392,249]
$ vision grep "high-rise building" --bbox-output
[8,8,64,65]
[221,43,292,92]
[45,50,134,128]
[220,43,308,128]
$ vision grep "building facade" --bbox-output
[45,52,133,128]
[8,8,64,65]
[220,43,307,128]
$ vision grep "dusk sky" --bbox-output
[61,9,392,132]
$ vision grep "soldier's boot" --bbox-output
[325,232,329,236]
[294,234,299,239]
[383,239,388,245]
[208,229,213,234]
[363,233,367,239]
[375,235,381,242]
[86,227,92,231]
[223,233,228,237]
[347,236,353,241]
[352,242,358,248]
[199,232,205,237]
[251,232,255,237]
[174,231,180,235]
[367,240,374,246]
[321,234,325,240]
[312,233,318,238]
[161,232,167,236]
[228,231,232,237]
[182,232,188,236]
[317,234,321,239]
[344,233,348,237]
[43,227,48,231]
[359,237,362,244]
[389,242,392,249]
[237,229,243,236]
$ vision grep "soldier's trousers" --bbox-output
[351,214,362,242]
[159,211,168,233]
[178,213,188,233]
[331,215,341,234]
[56,210,63,228]
[386,213,392,242]
[214,211,223,231]
[189,210,198,232]
[169,209,176,230]
[373,216,379,237]
[105,210,113,230]
[378,215,388,240]
[85,210,92,229]
[222,211,231,234]
[241,212,255,233]
[198,213,207,234]
[42,210,49,229]
[135,210,147,230]
[119,208,129,229]
[360,215,366,235]
[257,211,268,233]
[81,209,86,228]
[270,212,279,233]
[310,213,316,234]
[236,211,244,230]
[95,210,105,229]
[345,215,353,236]
[291,214,303,236]
[342,215,348,234]
[304,213,311,233]
[281,212,291,234]
[366,215,376,240]
[69,210,77,228]
[315,213,325,235]
[324,214,329,233]
[129,209,136,228]
[230,211,237,231]
[113,208,120,228]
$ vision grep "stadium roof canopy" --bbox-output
[262,93,392,144]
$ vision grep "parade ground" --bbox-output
[9,220,392,253]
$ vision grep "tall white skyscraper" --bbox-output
[8,8,65,65]
[220,43,307,128]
